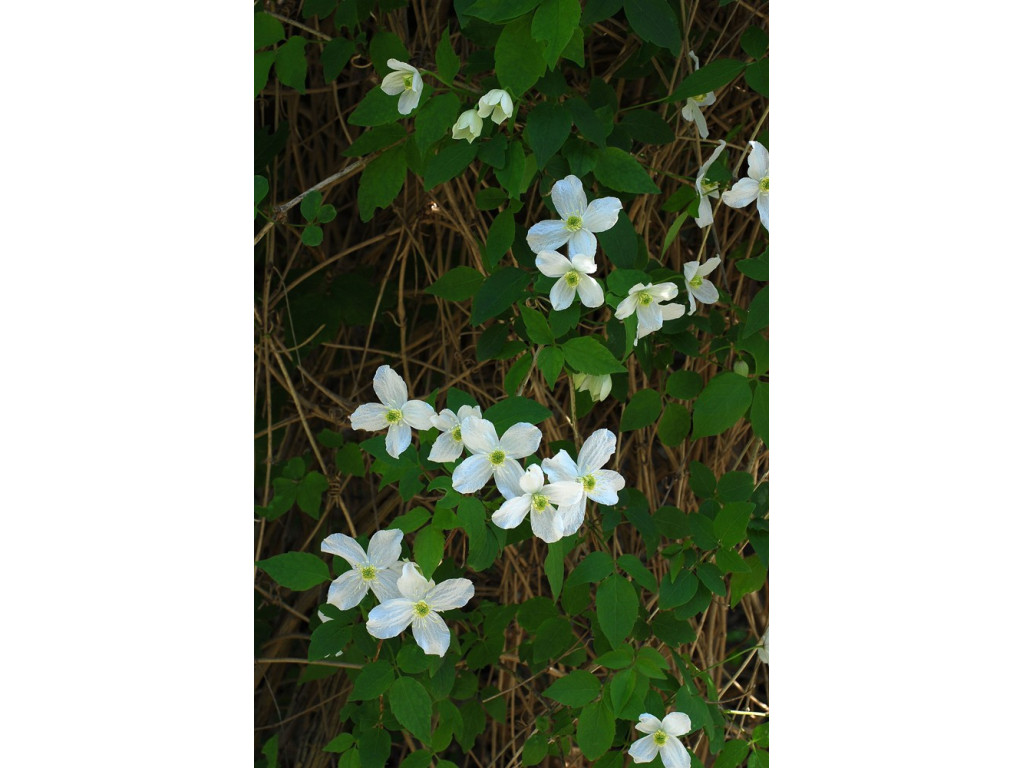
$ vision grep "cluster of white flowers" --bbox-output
[321,528,474,657]
[452,88,514,143]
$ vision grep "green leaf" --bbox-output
[619,109,675,144]
[308,619,352,660]
[296,471,329,517]
[717,471,754,502]
[714,547,750,574]
[425,266,484,301]
[358,728,391,768]
[658,569,698,609]
[475,187,507,210]
[743,285,768,337]
[593,147,660,194]
[635,646,670,676]
[358,145,407,222]
[349,87,403,126]
[623,0,681,55]
[257,552,329,591]
[495,140,527,197]
[495,16,547,97]
[565,550,614,588]
[696,562,727,596]
[274,37,308,93]
[255,175,269,206]
[715,740,750,768]
[735,257,769,281]
[688,460,717,498]
[317,204,337,224]
[322,37,356,82]
[323,733,355,753]
[750,380,768,447]
[544,537,567,598]
[577,700,615,760]
[504,354,533,396]
[532,0,582,68]
[691,373,753,440]
[389,677,434,744]
[617,553,657,592]
[521,304,555,345]
[525,102,573,169]
[609,668,637,715]
[392,506,431,533]
[300,190,322,222]
[596,216,639,269]
[254,12,285,49]
[561,336,627,375]
[343,123,407,158]
[424,141,478,190]
[467,0,543,24]
[730,554,767,607]
[662,213,688,255]
[543,670,601,706]
[741,26,769,58]
[537,346,563,388]
[436,28,460,85]
[581,0,621,24]
[414,526,445,579]
[368,31,410,75]
[522,733,548,766]
[596,574,638,647]
[714,502,754,548]
[746,58,768,97]
[485,208,515,269]
[621,388,662,431]
[657,402,690,446]
[483,395,552,432]
[261,734,279,768]
[532,616,574,662]
[471,267,532,324]
[255,50,275,97]
[593,646,634,669]
[415,92,461,154]
[669,58,746,101]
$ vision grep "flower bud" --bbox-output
[476,89,514,125]
[733,360,749,377]
[451,109,483,143]
[572,373,612,402]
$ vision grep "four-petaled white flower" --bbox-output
[541,429,625,537]
[366,562,474,656]
[452,417,542,500]
[526,175,622,256]
[694,140,727,229]
[380,59,424,115]
[682,256,721,315]
[491,464,584,543]
[680,52,716,140]
[350,365,435,458]
[452,109,483,143]
[614,283,687,345]
[321,529,403,610]
[428,404,483,463]
[572,373,612,403]
[535,250,604,311]
[477,89,513,125]
[628,712,693,768]
[721,140,768,231]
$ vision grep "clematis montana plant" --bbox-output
[615,283,687,344]
[535,250,604,310]
[526,174,622,256]
[680,52,716,139]
[428,404,483,463]
[682,256,722,315]
[380,59,424,115]
[628,712,693,768]
[694,140,727,229]
[321,529,402,610]
[542,429,625,537]
[366,562,474,657]
[491,464,584,543]
[349,365,435,458]
[451,417,542,500]
[722,140,769,231]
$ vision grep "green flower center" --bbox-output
[582,474,597,492]
[452,425,462,442]
[360,565,377,581]
[565,215,583,232]
[403,74,414,89]
[759,176,769,192]
[532,493,549,511]
[692,93,707,103]
[700,178,719,193]
[637,291,654,306]
[564,270,580,287]
[488,449,506,466]
[653,730,668,747]
[689,274,703,289]
[413,600,430,617]
[385,408,403,424]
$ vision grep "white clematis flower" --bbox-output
[476,89,513,125]
[721,140,769,231]
[628,712,693,768]
[682,256,721,315]
[535,250,604,311]
[452,109,483,143]
[321,529,403,610]
[526,175,622,256]
[349,365,436,458]
[757,628,769,664]
[366,562,474,656]
[694,140,727,229]
[680,52,716,140]
[380,58,424,115]
[541,429,625,536]
[491,464,584,543]
[428,404,483,463]
[572,373,612,403]
[452,416,542,500]
[614,283,687,345]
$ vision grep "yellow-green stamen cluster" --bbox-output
[689,274,703,289]
[637,291,654,306]
[565,215,583,232]
[385,408,403,424]
[653,730,668,746]
[403,74,414,89]
[692,93,707,103]
[413,600,430,617]
[582,474,597,492]
[488,449,506,466]
[701,178,718,193]
[564,271,581,287]
[532,494,549,511]
[759,176,769,192]
[360,565,377,581]
[452,425,462,442]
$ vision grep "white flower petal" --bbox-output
[428,432,463,463]
[431,409,458,431]
[697,256,721,277]
[397,562,429,600]
[535,250,573,278]
[386,59,416,74]
[385,422,412,458]
[637,302,663,336]
[648,282,679,301]
[569,253,598,274]
[350,402,390,431]
[660,735,691,768]
[426,577,475,611]
[369,567,401,601]
[526,219,571,253]
[695,195,713,228]
[530,505,565,543]
[661,302,687,321]
[686,287,698,316]
[321,533,368,567]
[662,712,692,736]
[587,469,626,505]
[700,140,727,176]
[327,571,369,610]
[582,197,622,233]
[542,451,579,483]
[402,399,435,429]
[691,280,719,304]
[636,713,662,734]
[688,51,700,70]
[747,141,768,180]
[412,612,451,656]
[683,261,699,282]
[575,274,604,308]
[628,734,659,763]
[380,71,407,96]
[494,459,526,500]
[578,428,617,474]
[567,228,597,259]
[366,598,416,639]
[492,494,533,530]
[457,405,483,420]
[544,480,584,506]
[555,496,586,536]
[499,423,542,458]
[367,529,403,567]
[721,178,759,208]
[372,365,407,408]
[461,416,499,454]
[549,276,577,311]
[690,103,709,138]
[614,293,640,320]
[550,175,587,219]
[520,464,545,494]
[397,87,421,115]
[757,193,769,231]
[452,454,495,494]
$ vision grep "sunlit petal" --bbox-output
[412,612,451,656]
[542,451,580,483]
[535,250,573,278]
[494,459,526,500]
[366,598,416,639]
[326,571,368,610]
[577,428,617,474]
[662,712,692,736]
[385,422,412,458]
[575,275,604,307]
[628,735,659,763]
[721,178,759,208]
[582,196,622,233]
[350,403,390,431]
[321,533,367,567]
[452,454,494,494]
[660,735,691,768]
[426,577,475,611]
[367,529,403,567]
[499,423,542,458]
[461,416,499,454]
[402,400,436,429]
[526,220,571,253]
[549,276,577,311]
[492,494,532,530]
[587,469,626,505]
[551,174,587,219]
